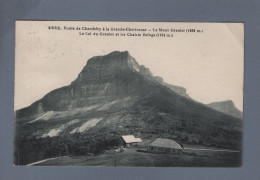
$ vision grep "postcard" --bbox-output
[14,21,243,167]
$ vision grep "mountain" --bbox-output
[14,51,242,165]
[207,100,243,119]
[16,51,189,119]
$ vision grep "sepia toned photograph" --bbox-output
[14,21,243,167]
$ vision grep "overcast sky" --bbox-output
[15,21,244,111]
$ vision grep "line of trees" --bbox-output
[14,132,121,165]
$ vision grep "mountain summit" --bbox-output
[15,51,242,165]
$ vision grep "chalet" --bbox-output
[148,138,182,154]
[122,135,142,147]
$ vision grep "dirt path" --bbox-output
[26,156,67,166]
[184,148,240,152]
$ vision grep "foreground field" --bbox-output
[33,147,241,167]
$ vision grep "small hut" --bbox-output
[122,135,142,147]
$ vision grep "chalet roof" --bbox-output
[149,138,182,149]
[122,135,142,143]
[135,138,142,142]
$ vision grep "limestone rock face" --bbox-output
[207,100,243,119]
[153,76,188,97]
[16,51,189,118]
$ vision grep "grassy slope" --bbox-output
[35,148,241,167]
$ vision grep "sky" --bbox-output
[15,21,244,111]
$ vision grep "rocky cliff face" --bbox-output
[153,76,188,97]
[207,100,243,119]
[16,51,188,118]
